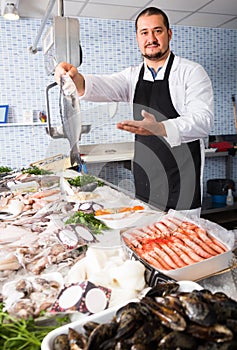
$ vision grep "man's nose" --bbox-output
[147,31,157,42]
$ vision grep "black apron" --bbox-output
[133,52,201,211]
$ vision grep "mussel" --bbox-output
[144,282,180,298]
[53,334,70,350]
[140,296,187,331]
[178,292,217,326]
[87,321,118,350]
[158,330,198,349]
[187,323,233,343]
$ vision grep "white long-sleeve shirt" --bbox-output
[80,54,214,148]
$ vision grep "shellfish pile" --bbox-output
[52,283,237,350]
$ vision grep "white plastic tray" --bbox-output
[41,281,202,350]
[41,304,119,350]
[96,210,161,230]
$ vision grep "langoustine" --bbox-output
[122,215,228,271]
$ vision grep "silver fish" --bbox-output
[60,77,82,167]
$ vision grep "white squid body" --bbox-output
[67,247,146,307]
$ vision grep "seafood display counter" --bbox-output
[0,166,236,349]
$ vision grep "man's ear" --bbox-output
[168,28,172,41]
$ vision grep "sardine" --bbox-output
[60,75,82,167]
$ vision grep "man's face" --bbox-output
[136,14,172,61]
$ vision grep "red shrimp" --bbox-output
[181,228,219,256]
[141,251,171,270]
[160,218,179,232]
[152,245,178,270]
[142,224,161,238]
[159,242,187,268]
[154,221,171,237]
[173,231,212,259]
[170,238,204,263]
[195,227,227,254]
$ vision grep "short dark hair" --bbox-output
[135,7,170,31]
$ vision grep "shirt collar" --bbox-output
[144,53,171,80]
[148,66,162,79]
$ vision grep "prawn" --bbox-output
[173,231,212,259]
[141,251,171,270]
[180,221,198,230]
[147,223,163,237]
[160,218,179,232]
[141,225,160,238]
[129,228,149,239]
[159,242,187,268]
[170,238,204,263]
[180,228,219,256]
[195,227,227,254]
[153,245,178,269]
[122,232,143,249]
[154,221,171,237]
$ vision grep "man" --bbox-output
[54,7,214,212]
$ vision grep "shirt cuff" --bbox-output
[78,75,92,99]
[162,119,181,147]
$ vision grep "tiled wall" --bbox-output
[0,16,236,195]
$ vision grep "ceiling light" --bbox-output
[3,3,19,20]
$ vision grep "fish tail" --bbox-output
[70,143,81,166]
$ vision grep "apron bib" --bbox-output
[133,52,201,211]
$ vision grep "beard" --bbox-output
[142,46,169,61]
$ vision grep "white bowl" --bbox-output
[97,210,161,230]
